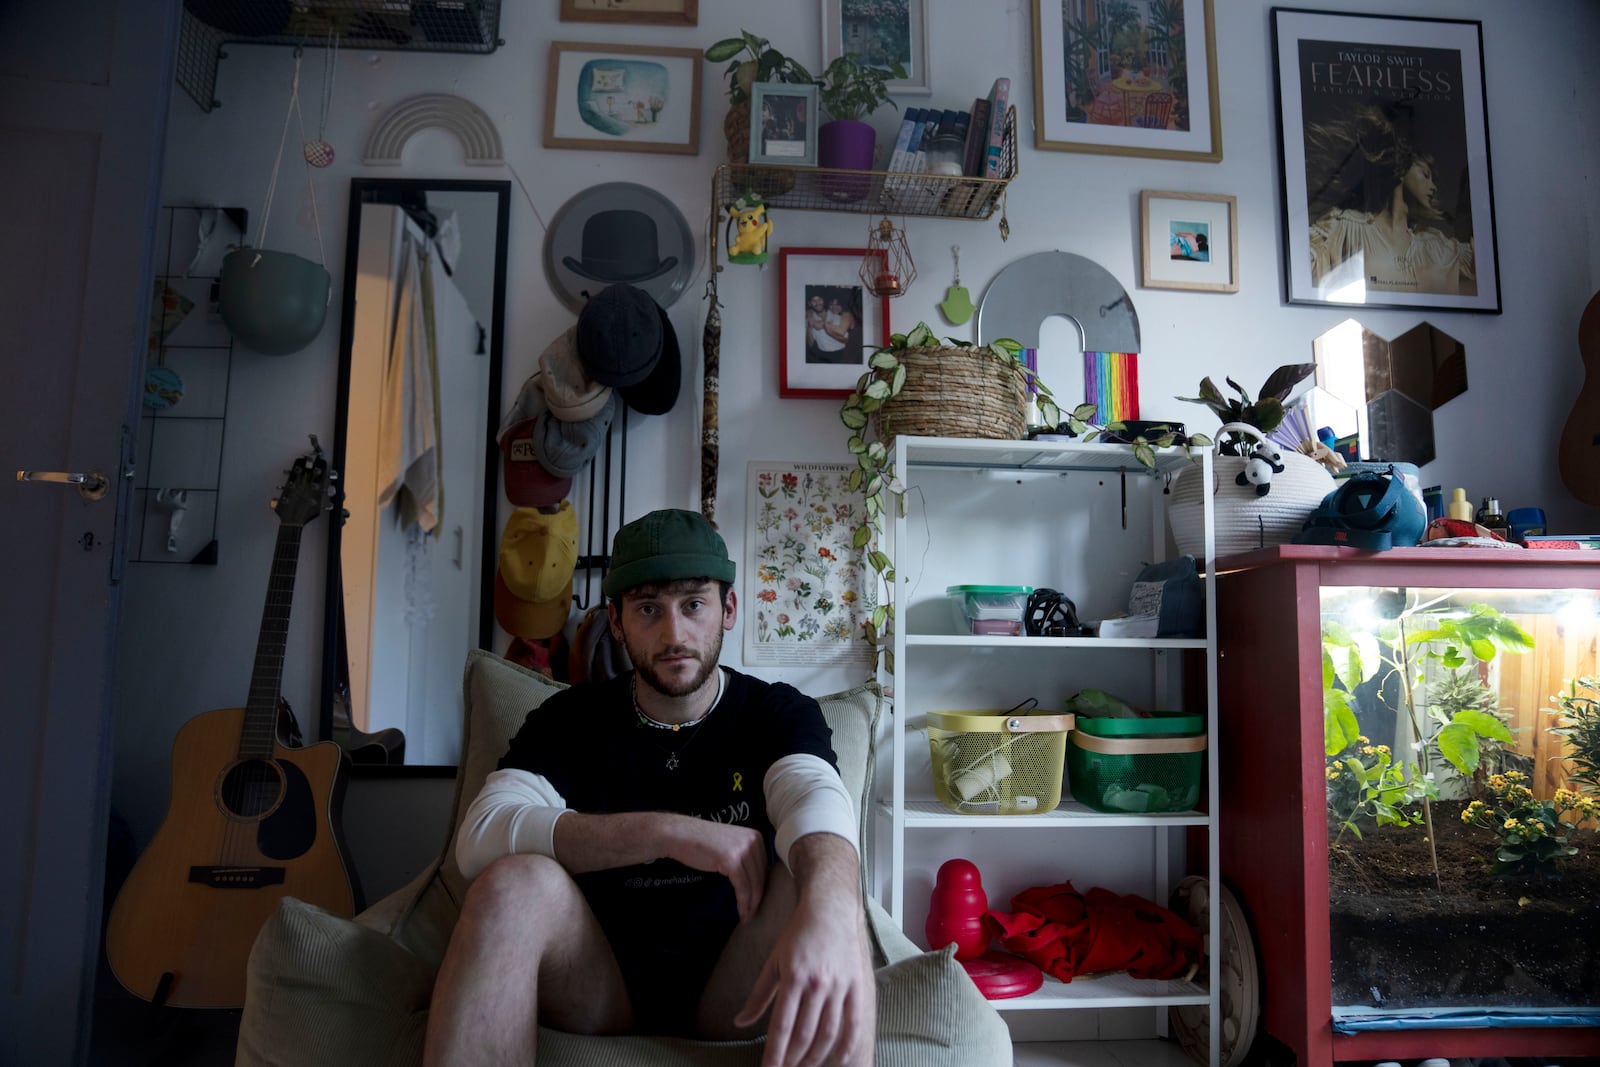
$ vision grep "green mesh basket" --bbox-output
[1067,725,1205,814]
[927,709,1075,815]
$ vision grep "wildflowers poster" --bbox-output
[743,462,874,668]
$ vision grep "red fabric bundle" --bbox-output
[984,881,1203,983]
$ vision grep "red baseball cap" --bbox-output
[500,417,572,507]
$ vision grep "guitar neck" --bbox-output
[242,523,303,759]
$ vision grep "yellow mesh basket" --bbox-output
[927,710,1075,815]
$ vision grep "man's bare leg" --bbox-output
[693,864,875,1067]
[423,854,633,1066]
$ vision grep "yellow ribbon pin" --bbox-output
[732,772,743,792]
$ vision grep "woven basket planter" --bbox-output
[1166,424,1336,559]
[873,345,1029,447]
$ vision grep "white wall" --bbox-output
[112,1,1600,844]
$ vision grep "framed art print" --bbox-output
[778,247,891,399]
[1032,0,1221,161]
[749,82,820,166]
[558,0,697,25]
[543,41,702,155]
[1140,190,1238,292]
[1272,8,1500,312]
[821,0,929,94]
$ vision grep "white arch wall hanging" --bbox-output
[363,93,504,166]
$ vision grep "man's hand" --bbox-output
[551,812,768,920]
[663,817,769,922]
[732,834,873,1067]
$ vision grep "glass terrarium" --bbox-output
[1318,583,1600,1015]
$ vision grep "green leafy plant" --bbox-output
[703,30,813,106]
[1176,363,1315,455]
[1548,677,1600,793]
[1460,772,1600,877]
[1056,405,1209,471]
[839,323,1059,668]
[1423,668,1532,800]
[815,53,905,123]
[1325,733,1438,844]
[1321,602,1536,884]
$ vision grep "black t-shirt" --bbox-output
[497,667,838,954]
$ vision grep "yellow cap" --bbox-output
[1448,487,1474,521]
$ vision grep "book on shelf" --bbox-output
[884,106,923,175]
[962,96,991,178]
[984,77,1011,178]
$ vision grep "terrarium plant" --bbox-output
[1459,772,1600,877]
[1322,602,1536,885]
[839,323,1059,667]
[1176,363,1315,455]
[1548,676,1600,793]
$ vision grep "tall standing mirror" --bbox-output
[322,178,510,766]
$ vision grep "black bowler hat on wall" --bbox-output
[544,182,694,314]
[561,209,679,284]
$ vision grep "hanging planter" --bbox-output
[218,48,331,356]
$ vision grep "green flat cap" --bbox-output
[603,508,735,596]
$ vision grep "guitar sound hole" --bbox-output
[218,759,285,820]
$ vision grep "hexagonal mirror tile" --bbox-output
[1309,318,1466,466]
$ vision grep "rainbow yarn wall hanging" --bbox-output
[1083,351,1139,422]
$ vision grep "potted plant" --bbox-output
[704,30,812,194]
[815,53,905,173]
[1164,363,1336,558]
[840,323,1059,667]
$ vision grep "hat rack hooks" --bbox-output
[570,406,629,611]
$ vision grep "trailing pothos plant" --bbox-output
[838,323,1064,670]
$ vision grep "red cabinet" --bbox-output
[1214,545,1600,1066]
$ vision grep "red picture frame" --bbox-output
[777,247,891,399]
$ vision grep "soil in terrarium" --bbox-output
[1328,800,1600,1010]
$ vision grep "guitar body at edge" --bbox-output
[105,707,358,1009]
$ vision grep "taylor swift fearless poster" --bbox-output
[1273,8,1500,313]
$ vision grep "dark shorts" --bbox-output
[610,924,735,1036]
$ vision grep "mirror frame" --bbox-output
[320,177,511,756]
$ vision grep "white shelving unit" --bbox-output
[869,436,1219,1065]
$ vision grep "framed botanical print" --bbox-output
[820,0,929,94]
[1272,8,1500,312]
[1140,190,1238,292]
[542,41,702,155]
[1032,0,1221,161]
[778,247,891,399]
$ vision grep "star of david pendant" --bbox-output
[665,753,679,771]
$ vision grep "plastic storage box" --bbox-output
[945,585,1032,636]
[927,708,1075,814]
[1067,712,1205,813]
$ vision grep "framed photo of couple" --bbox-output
[1272,8,1500,312]
[777,247,891,399]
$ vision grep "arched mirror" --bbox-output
[322,177,510,766]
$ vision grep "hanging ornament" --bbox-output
[302,32,338,167]
[861,216,917,298]
[938,245,974,325]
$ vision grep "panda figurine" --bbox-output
[1236,439,1286,497]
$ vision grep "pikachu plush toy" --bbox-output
[725,193,772,265]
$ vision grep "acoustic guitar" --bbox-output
[1559,289,1600,505]
[106,447,359,1009]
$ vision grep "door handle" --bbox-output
[16,469,110,500]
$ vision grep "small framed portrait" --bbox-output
[778,247,891,399]
[1140,189,1238,292]
[558,0,697,25]
[820,0,929,94]
[1272,8,1499,312]
[543,41,702,155]
[748,82,820,166]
